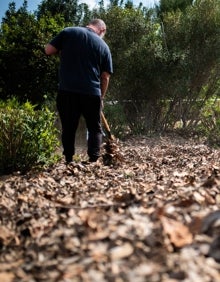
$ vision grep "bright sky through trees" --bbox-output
[0,0,159,20]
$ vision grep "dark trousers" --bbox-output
[56,90,103,161]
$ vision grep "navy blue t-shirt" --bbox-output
[49,26,113,96]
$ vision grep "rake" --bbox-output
[101,111,115,141]
[101,111,123,165]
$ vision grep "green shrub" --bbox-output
[104,102,128,139]
[195,98,220,146]
[0,98,60,175]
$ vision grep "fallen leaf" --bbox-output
[160,216,193,248]
[0,272,14,282]
[110,243,134,260]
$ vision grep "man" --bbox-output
[45,19,113,163]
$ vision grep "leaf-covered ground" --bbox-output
[1,135,220,282]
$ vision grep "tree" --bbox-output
[94,0,220,134]
[156,0,193,15]
[152,0,220,130]
[36,0,92,25]
[0,1,65,105]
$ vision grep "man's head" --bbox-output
[87,19,106,38]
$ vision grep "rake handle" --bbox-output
[101,111,114,140]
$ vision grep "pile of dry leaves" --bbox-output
[1,135,220,282]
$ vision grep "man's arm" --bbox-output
[100,72,111,99]
[45,43,59,55]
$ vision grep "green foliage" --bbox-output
[100,6,161,100]
[195,98,220,147]
[98,5,171,133]
[156,0,220,132]
[104,102,128,139]
[0,5,65,105]
[157,0,193,15]
[36,0,92,25]
[0,98,60,175]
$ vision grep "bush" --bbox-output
[104,102,128,139]
[0,98,60,175]
[197,98,220,147]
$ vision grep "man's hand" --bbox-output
[100,72,110,99]
[45,43,59,55]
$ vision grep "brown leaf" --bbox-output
[88,230,109,241]
[0,226,19,245]
[160,216,193,248]
[110,243,134,260]
[0,272,15,282]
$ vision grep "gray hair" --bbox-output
[89,19,106,31]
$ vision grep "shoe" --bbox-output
[65,155,73,163]
[81,160,90,165]
[81,156,98,165]
[89,156,99,162]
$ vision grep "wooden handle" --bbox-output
[101,111,114,140]
[101,111,111,132]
